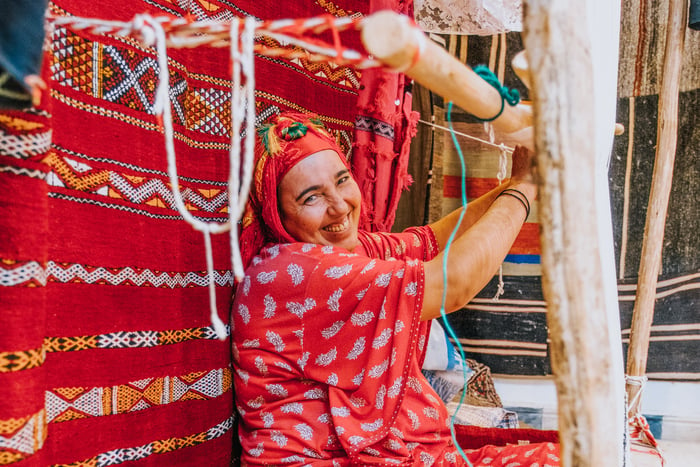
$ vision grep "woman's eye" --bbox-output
[303,194,318,204]
[337,176,349,185]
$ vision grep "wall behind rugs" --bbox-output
[0,0,413,464]
[395,1,699,381]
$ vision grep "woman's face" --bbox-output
[278,149,362,251]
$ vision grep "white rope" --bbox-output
[138,15,228,340]
[486,122,510,302]
[625,374,648,415]
[418,119,515,153]
[228,16,256,283]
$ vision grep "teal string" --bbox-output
[442,101,473,467]
[472,64,521,122]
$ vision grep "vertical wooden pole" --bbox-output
[626,0,688,415]
[522,1,625,465]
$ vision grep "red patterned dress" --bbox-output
[232,226,469,465]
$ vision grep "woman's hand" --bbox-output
[509,145,537,186]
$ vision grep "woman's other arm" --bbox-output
[421,146,537,320]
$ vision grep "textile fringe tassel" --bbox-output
[487,122,509,301]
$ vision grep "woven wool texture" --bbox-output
[0,0,411,464]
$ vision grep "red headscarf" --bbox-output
[239,112,350,269]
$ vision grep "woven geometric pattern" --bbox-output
[1,0,381,464]
[0,410,46,465]
[0,347,45,373]
[52,416,233,467]
[44,325,229,352]
[46,368,232,423]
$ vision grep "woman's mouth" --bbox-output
[323,216,350,233]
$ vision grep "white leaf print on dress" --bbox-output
[360,419,383,432]
[423,407,440,419]
[379,297,387,319]
[331,406,350,417]
[419,451,435,466]
[349,396,367,408]
[274,361,292,371]
[388,377,403,398]
[375,385,386,409]
[390,427,406,439]
[368,358,389,378]
[394,320,405,334]
[385,439,403,451]
[247,395,265,408]
[372,329,392,349]
[242,339,260,348]
[327,373,339,385]
[346,337,366,360]
[375,272,392,287]
[315,347,337,366]
[254,356,268,375]
[298,351,310,370]
[360,259,376,274]
[348,435,365,446]
[364,447,381,456]
[322,245,334,254]
[287,297,316,318]
[327,288,343,312]
[235,368,249,384]
[351,310,374,326]
[407,410,421,430]
[318,413,332,424]
[295,423,314,441]
[249,442,264,457]
[287,263,304,285]
[271,430,288,447]
[321,321,345,339]
[352,369,364,386]
[257,270,277,284]
[396,268,405,279]
[356,284,370,300]
[407,376,423,393]
[241,275,251,295]
[281,402,303,414]
[263,294,276,318]
[266,383,288,397]
[404,281,418,296]
[324,264,352,278]
[304,388,327,400]
[261,411,274,428]
[238,304,251,324]
[267,244,280,258]
[302,243,315,252]
[266,330,285,352]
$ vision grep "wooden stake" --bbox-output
[626,0,688,416]
[523,0,625,465]
[360,11,533,144]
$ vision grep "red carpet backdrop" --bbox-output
[0,0,411,464]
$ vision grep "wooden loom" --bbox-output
[361,6,628,466]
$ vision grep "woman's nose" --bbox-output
[327,191,347,214]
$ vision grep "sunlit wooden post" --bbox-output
[626,0,688,416]
[522,1,626,465]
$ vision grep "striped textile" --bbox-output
[426,23,699,380]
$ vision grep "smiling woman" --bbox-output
[231,111,555,465]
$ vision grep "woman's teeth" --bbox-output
[324,217,349,232]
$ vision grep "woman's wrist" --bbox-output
[500,181,536,219]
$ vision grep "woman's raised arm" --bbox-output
[421,146,537,320]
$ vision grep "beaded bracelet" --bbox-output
[497,188,531,219]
